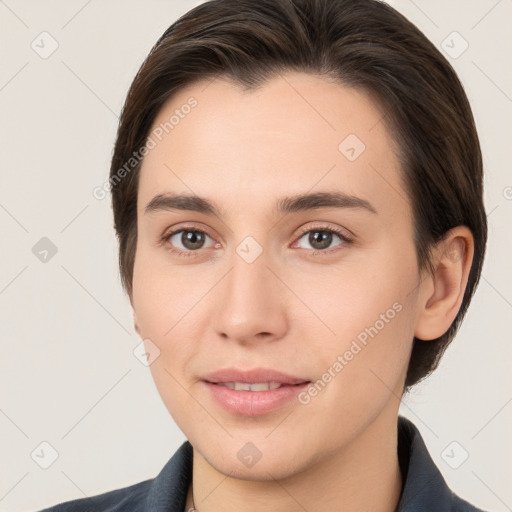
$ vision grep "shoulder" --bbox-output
[397,416,490,512]
[34,440,193,512]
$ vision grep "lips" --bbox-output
[203,368,311,417]
[202,367,310,386]
[202,368,311,415]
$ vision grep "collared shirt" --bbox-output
[37,415,488,511]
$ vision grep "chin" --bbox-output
[194,433,314,481]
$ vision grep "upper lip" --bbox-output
[202,367,310,385]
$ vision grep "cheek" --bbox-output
[132,249,211,391]
[132,247,205,337]
[297,253,416,341]
[296,244,418,385]
[133,254,203,428]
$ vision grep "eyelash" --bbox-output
[160,224,353,258]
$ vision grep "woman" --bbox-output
[38,0,488,510]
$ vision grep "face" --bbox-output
[132,72,424,480]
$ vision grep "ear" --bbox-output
[414,226,474,340]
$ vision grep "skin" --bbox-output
[131,72,474,512]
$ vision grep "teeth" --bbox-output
[219,382,283,391]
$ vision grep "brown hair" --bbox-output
[109,0,487,392]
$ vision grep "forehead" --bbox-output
[137,72,407,220]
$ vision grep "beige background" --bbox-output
[1,0,511,510]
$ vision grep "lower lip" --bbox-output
[204,381,310,416]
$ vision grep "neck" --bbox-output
[186,408,403,512]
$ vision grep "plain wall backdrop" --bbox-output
[1,0,511,511]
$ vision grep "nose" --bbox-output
[213,247,289,346]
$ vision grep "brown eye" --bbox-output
[164,229,216,253]
[180,230,206,250]
[294,226,352,254]
[308,231,334,250]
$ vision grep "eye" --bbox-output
[161,227,217,256]
[160,224,353,258]
[294,226,352,254]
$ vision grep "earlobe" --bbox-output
[414,226,474,340]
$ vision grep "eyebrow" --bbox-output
[144,191,377,217]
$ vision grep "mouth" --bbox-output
[201,367,311,416]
